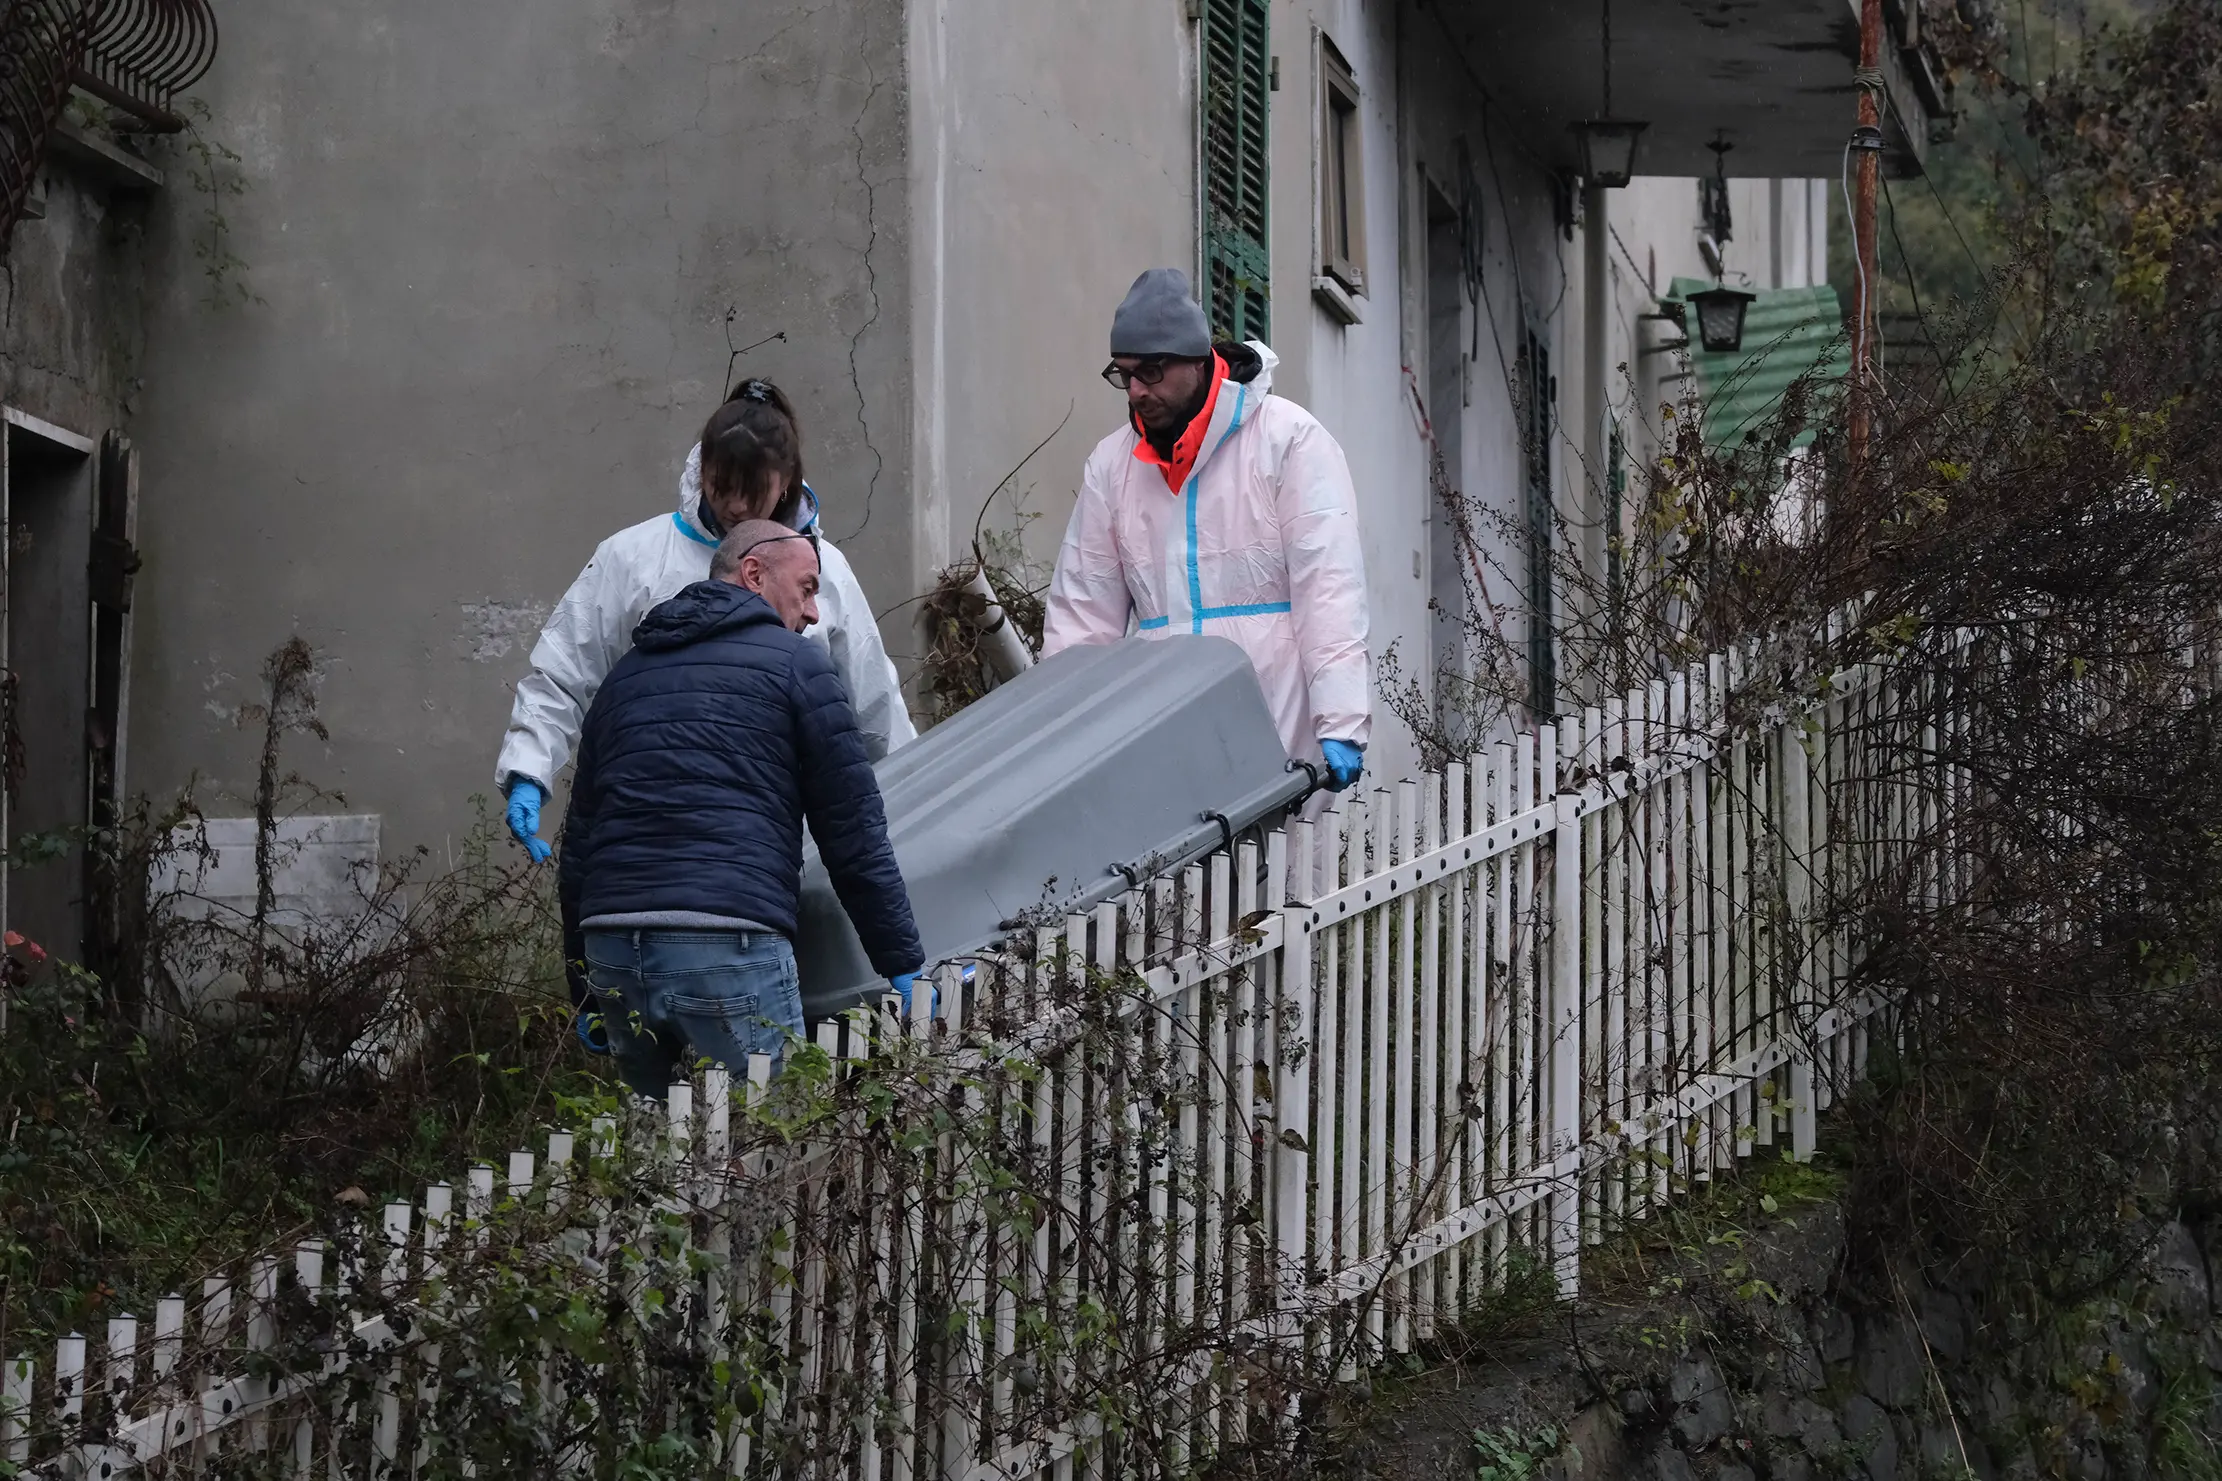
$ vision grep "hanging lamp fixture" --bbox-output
[1571,0,1647,188]
[1687,134,1755,352]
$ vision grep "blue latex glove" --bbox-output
[575,1004,611,1055]
[890,972,938,1019]
[504,778,553,864]
[1321,739,1365,792]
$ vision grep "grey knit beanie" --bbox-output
[1109,268,1213,358]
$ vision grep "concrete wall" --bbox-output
[907,0,1198,620]
[2,139,148,437]
[125,0,912,848]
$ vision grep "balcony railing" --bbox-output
[74,0,216,132]
[0,0,215,248]
[0,0,97,242]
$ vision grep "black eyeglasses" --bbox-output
[1101,356,1205,390]
[733,531,820,564]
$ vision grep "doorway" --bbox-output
[3,410,97,963]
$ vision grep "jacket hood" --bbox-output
[1219,339,1277,394]
[1179,340,1278,485]
[677,446,821,540]
[632,580,786,652]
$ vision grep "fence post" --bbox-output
[55,1333,85,1447]
[1546,725,1583,1298]
[0,1355,27,1466]
[1782,721,1818,1163]
[1274,821,1316,1359]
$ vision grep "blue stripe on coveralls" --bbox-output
[1184,385,1250,634]
[678,482,821,548]
[1138,602,1287,630]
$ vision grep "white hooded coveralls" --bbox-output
[1042,343,1372,760]
[495,453,916,793]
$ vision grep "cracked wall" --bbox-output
[906,0,1199,602]
[121,0,912,848]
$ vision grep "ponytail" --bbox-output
[699,378,804,526]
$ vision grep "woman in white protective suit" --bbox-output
[496,378,915,860]
[497,380,914,1052]
[1042,268,1371,796]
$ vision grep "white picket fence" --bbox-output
[2,634,1955,1478]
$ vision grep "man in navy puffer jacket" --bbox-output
[558,519,924,1097]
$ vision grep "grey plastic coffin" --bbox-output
[794,635,1309,1023]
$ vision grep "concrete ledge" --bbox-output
[1313,275,1364,327]
[46,120,162,194]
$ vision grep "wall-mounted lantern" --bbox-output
[1689,286,1757,353]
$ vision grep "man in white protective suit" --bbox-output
[496,379,915,863]
[1042,268,1372,793]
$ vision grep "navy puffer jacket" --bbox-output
[557,580,924,978]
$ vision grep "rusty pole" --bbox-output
[1850,0,1884,463]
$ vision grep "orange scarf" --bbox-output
[1129,352,1228,493]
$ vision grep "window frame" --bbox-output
[1318,37,1366,297]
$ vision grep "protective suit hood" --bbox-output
[494,454,917,793]
[1185,341,1278,486]
[676,447,823,543]
[1221,339,1276,392]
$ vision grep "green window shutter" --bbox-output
[1202,0,1270,343]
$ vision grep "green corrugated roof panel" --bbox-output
[1665,278,1849,452]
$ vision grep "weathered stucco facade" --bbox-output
[122,0,914,851]
[1,0,1939,921]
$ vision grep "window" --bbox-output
[1318,38,1365,295]
[1202,0,1271,342]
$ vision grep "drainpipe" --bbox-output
[1582,181,1609,702]
[964,566,1034,681]
[1849,0,1884,464]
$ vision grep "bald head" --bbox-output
[711,519,821,632]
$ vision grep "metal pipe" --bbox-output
[963,565,1034,681]
[1582,182,1609,704]
[1850,0,1884,464]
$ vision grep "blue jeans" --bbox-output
[582,928,804,1099]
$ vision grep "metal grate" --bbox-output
[73,0,217,132]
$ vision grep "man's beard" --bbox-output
[1140,378,1214,458]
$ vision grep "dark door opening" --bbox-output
[1518,329,1557,721]
[1425,181,1467,716]
[3,411,97,965]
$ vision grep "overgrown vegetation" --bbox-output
[4,938,1406,1478]
[917,437,1058,721]
[15,5,2222,1473]
[918,523,1049,723]
[1399,0,2222,1305]
[0,638,583,1353]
